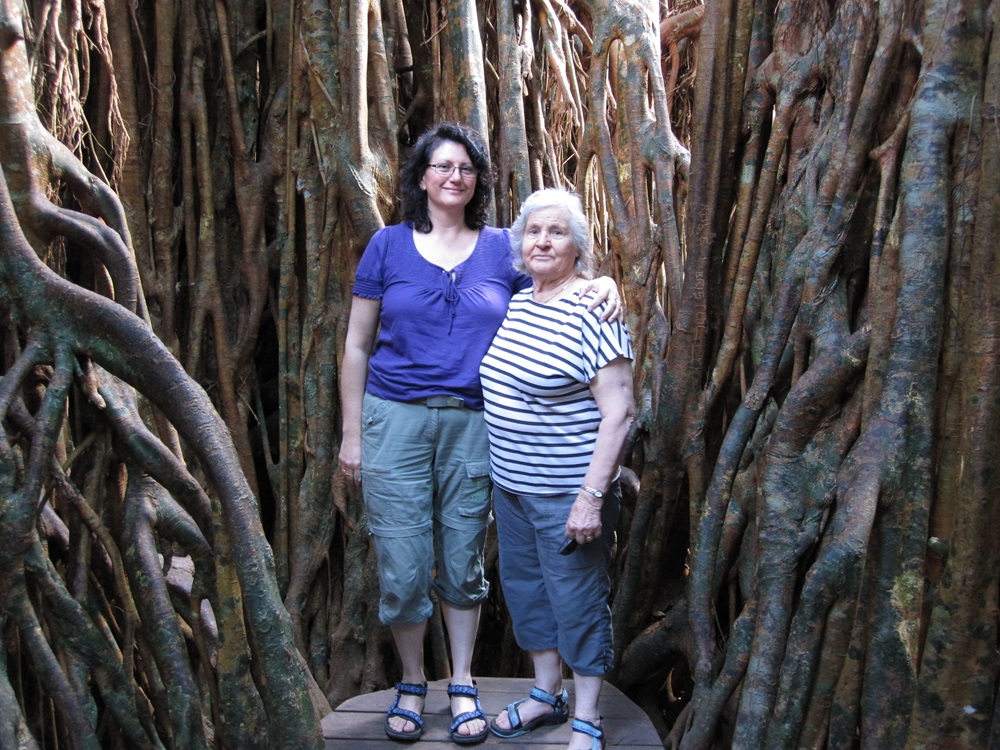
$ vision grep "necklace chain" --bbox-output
[533,278,576,304]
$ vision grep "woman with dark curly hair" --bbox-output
[339,122,620,744]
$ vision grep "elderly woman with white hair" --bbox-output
[480,188,634,750]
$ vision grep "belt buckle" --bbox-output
[425,395,464,408]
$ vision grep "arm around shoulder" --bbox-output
[583,276,625,323]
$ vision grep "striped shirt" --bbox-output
[480,289,633,495]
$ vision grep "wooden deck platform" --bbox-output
[322,677,663,749]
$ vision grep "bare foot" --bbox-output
[450,689,486,738]
[387,691,424,735]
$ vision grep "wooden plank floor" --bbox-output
[322,677,662,749]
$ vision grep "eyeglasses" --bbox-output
[427,162,478,179]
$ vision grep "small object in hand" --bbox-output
[559,538,578,556]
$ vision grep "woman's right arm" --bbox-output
[338,296,381,480]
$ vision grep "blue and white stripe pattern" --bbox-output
[480,289,632,495]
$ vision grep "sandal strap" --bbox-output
[528,685,569,709]
[394,681,428,697]
[502,685,568,731]
[504,699,525,729]
[447,682,479,698]
[572,717,605,749]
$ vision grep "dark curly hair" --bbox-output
[399,122,494,232]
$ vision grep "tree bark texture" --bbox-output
[0,0,997,747]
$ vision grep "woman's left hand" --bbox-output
[582,276,625,323]
[565,492,603,545]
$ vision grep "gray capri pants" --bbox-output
[493,482,621,676]
[360,392,492,625]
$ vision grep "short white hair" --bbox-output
[509,188,596,279]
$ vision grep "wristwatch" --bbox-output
[580,484,604,499]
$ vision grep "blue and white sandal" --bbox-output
[448,682,489,745]
[384,681,427,742]
[572,717,606,749]
[489,685,570,738]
